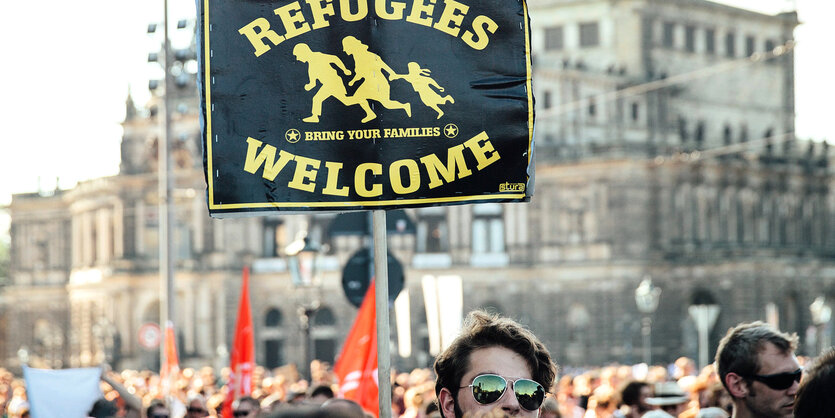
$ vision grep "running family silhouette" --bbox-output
[293,36,454,123]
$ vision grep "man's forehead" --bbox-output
[756,342,798,372]
[463,346,533,380]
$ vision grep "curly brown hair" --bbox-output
[433,310,557,416]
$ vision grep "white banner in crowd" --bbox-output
[395,289,412,358]
[422,275,463,356]
[23,366,102,418]
[436,275,464,350]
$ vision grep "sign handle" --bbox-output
[373,210,392,418]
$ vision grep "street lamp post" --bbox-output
[688,304,720,370]
[147,9,196,373]
[297,302,320,381]
[286,231,321,380]
[17,347,29,370]
[635,276,661,365]
[810,297,832,356]
[146,1,177,372]
[286,231,320,287]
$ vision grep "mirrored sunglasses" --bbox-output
[462,373,546,411]
[744,368,802,390]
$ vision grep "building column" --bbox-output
[81,213,92,266]
[114,200,124,259]
[214,286,227,358]
[135,201,145,256]
[192,197,204,254]
[195,283,212,357]
[97,208,111,264]
[183,281,195,355]
[72,217,82,267]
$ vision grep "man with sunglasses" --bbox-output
[714,321,800,418]
[434,310,557,417]
[231,396,261,418]
[185,394,209,418]
[146,399,170,418]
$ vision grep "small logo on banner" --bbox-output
[285,129,301,143]
[499,182,525,192]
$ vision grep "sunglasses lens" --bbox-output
[471,374,507,405]
[766,370,802,390]
[514,379,545,410]
[754,369,802,390]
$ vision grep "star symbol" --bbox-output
[443,123,458,138]
[285,128,301,143]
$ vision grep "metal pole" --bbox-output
[698,309,709,370]
[372,210,392,418]
[642,316,652,365]
[158,0,176,368]
[818,324,824,355]
[301,308,312,380]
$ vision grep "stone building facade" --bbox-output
[3,0,833,373]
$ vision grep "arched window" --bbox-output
[695,121,705,146]
[312,307,338,363]
[265,308,283,327]
[313,307,336,326]
[142,301,161,324]
[262,218,284,257]
[263,308,285,369]
[691,288,717,305]
[472,204,505,256]
[723,125,732,145]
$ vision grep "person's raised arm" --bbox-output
[100,366,143,412]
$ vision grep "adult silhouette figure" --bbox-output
[293,43,373,123]
[342,36,411,123]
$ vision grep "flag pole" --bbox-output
[372,210,392,418]
[158,0,176,372]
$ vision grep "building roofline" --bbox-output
[528,0,799,25]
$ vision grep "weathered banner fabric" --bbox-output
[198,0,535,216]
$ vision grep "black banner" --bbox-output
[198,0,535,216]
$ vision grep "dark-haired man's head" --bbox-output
[793,347,835,418]
[232,396,260,418]
[620,380,652,414]
[146,399,169,418]
[309,384,335,404]
[714,321,800,418]
[320,398,367,417]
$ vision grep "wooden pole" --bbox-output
[372,210,392,417]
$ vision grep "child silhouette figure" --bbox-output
[392,62,454,119]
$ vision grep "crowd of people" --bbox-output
[1,314,833,418]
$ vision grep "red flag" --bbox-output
[334,282,379,417]
[159,320,179,396]
[223,266,255,418]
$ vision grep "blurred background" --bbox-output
[0,0,832,377]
